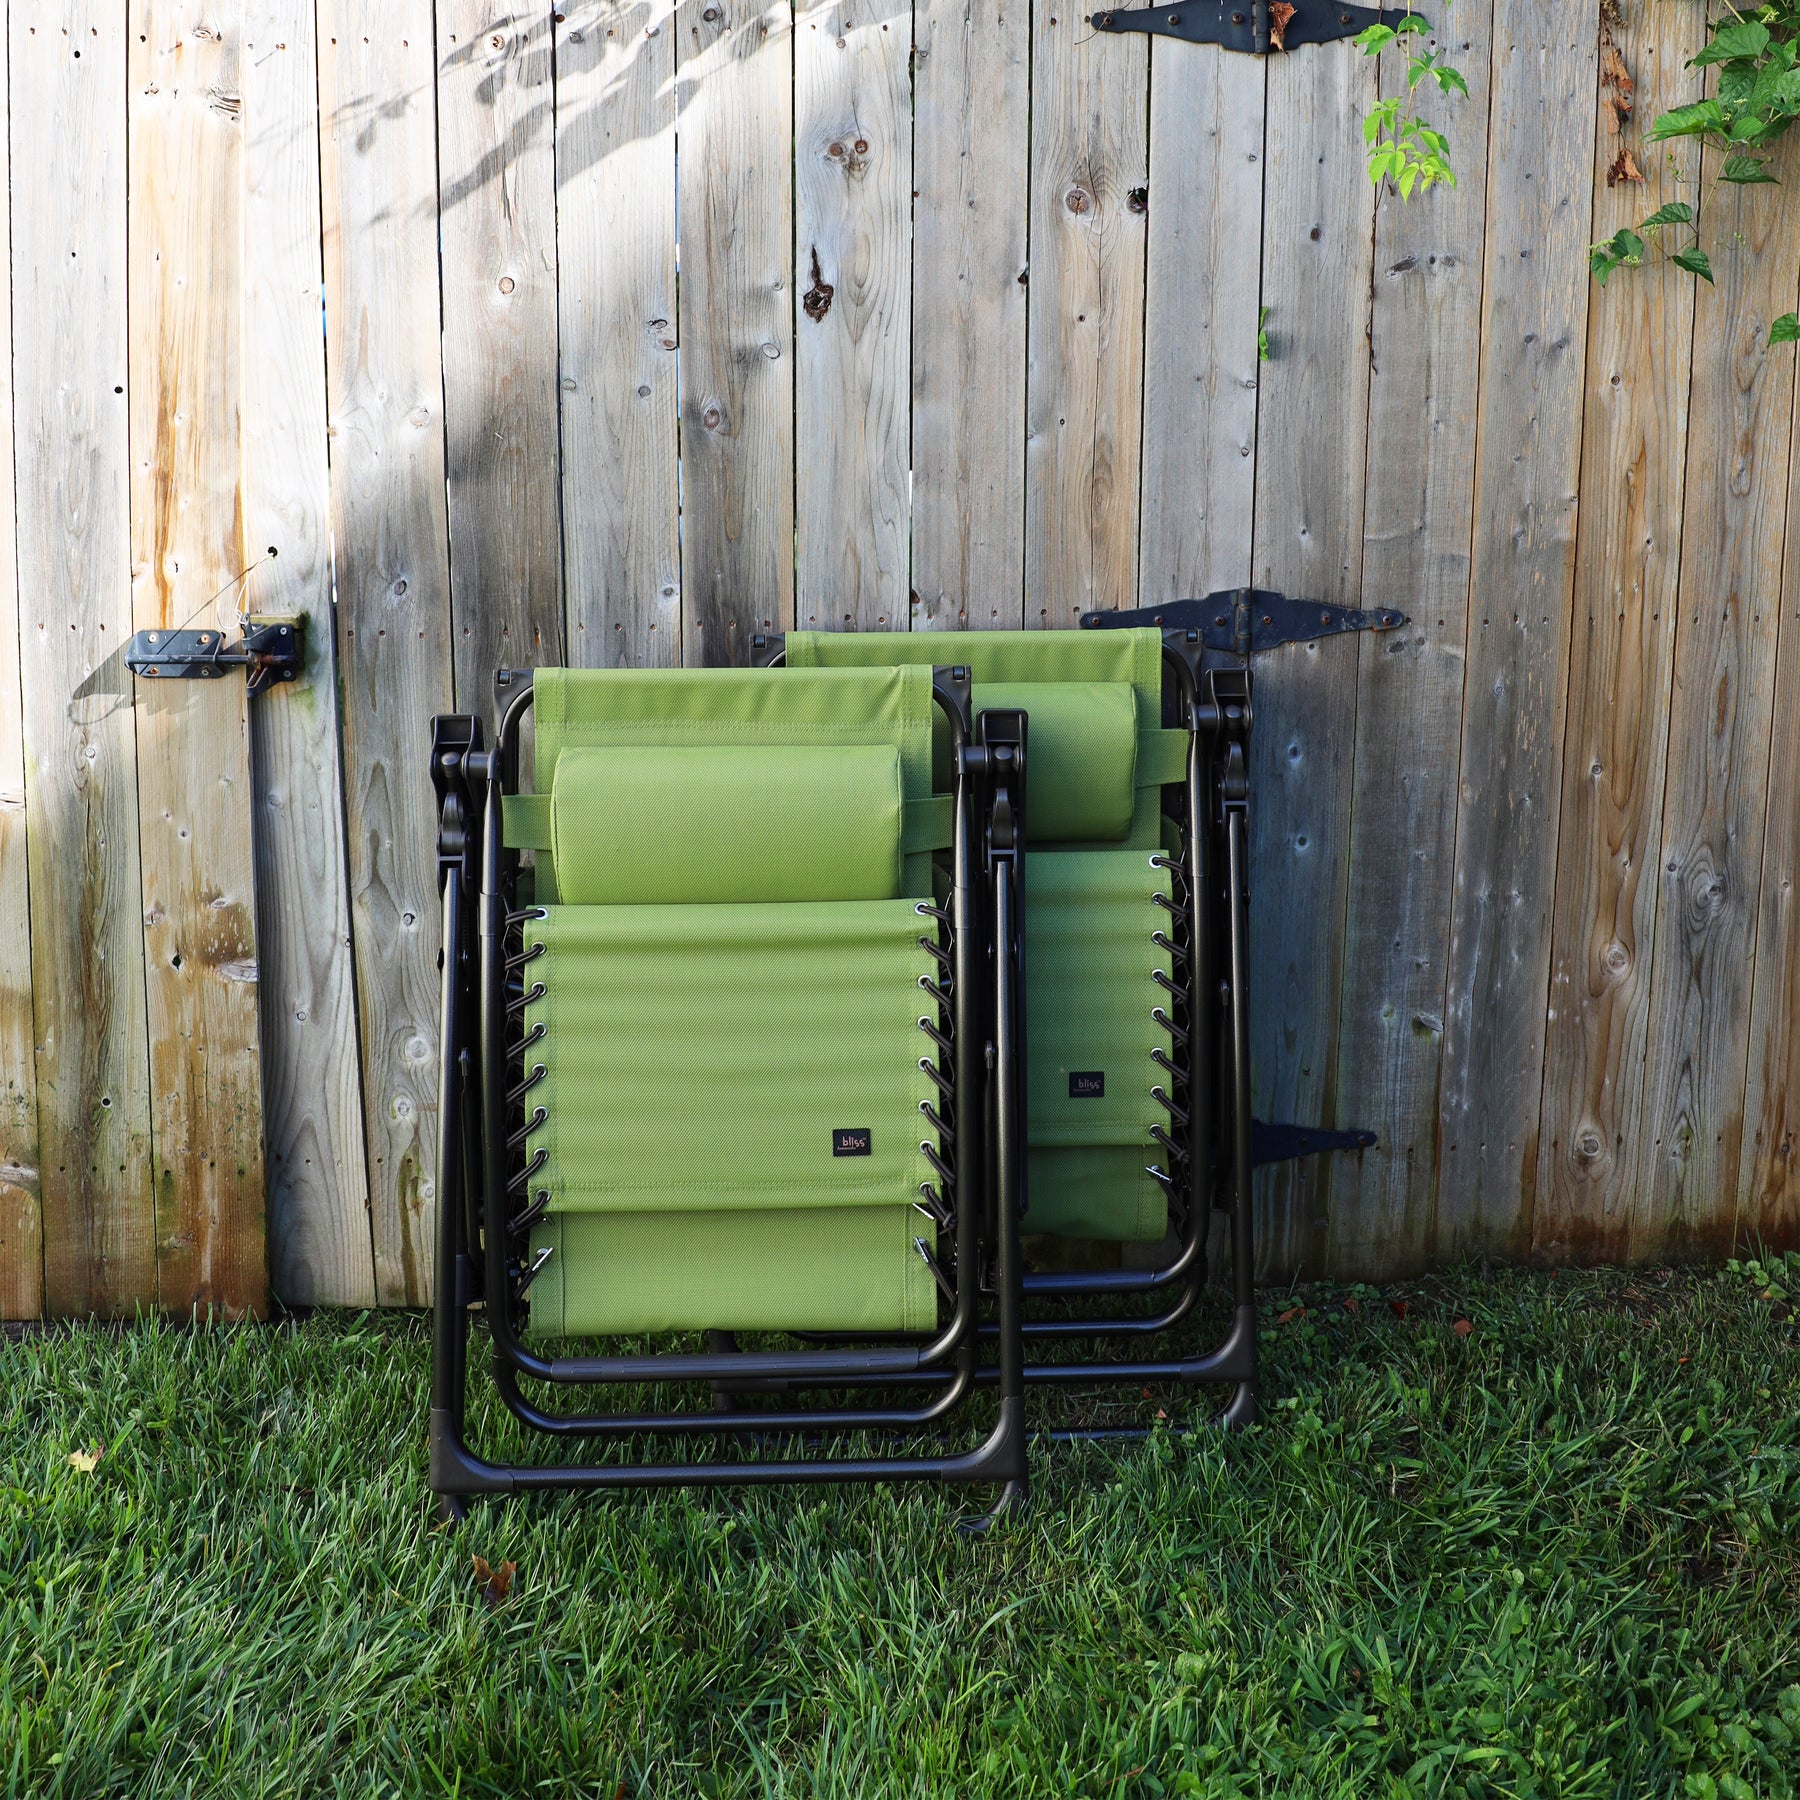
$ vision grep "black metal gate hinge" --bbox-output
[125,616,306,697]
[1252,1119,1377,1167]
[1090,0,1407,53]
[1081,589,1407,654]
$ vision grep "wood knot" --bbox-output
[803,247,834,322]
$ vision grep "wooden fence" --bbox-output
[2,0,1798,1317]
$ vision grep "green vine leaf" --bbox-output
[1672,244,1715,283]
[1770,312,1800,346]
[1693,20,1772,67]
[1590,227,1645,286]
[1647,100,1726,143]
[1721,154,1777,183]
[1639,201,1695,231]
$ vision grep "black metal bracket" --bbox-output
[1082,589,1406,655]
[1251,1119,1377,1166]
[1089,1,1407,54]
[124,616,306,697]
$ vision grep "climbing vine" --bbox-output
[1355,9,1466,198]
[1358,4,1800,342]
[1590,3,1800,322]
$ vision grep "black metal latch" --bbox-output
[124,616,306,697]
[1090,0,1403,53]
[1081,588,1407,654]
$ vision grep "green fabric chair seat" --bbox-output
[528,1206,938,1338]
[1023,850,1174,1241]
[521,897,941,1335]
[550,744,906,904]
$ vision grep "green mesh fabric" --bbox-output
[974,682,1136,842]
[550,744,905,904]
[1022,850,1173,1242]
[784,629,1168,846]
[528,1206,937,1337]
[523,900,938,1213]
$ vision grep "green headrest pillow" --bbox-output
[975,681,1138,843]
[550,744,905,903]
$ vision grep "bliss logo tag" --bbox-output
[1069,1071,1105,1099]
[832,1127,872,1157]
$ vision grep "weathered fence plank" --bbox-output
[1532,3,1703,1265]
[555,0,681,668]
[244,0,376,1309]
[13,2,157,1318]
[1246,35,1378,1277]
[1739,411,1800,1247]
[1637,148,1800,1259]
[0,44,40,1319]
[909,0,1028,629]
[438,0,566,706]
[1326,4,1496,1280]
[676,0,795,665]
[1023,6,1147,627]
[318,2,458,1305]
[1136,42,1264,605]
[794,0,910,630]
[1436,0,1597,1263]
[128,0,268,1318]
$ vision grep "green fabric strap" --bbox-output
[503,793,552,849]
[903,793,954,855]
[1137,729,1191,788]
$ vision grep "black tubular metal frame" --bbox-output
[428,667,1030,1519]
[751,630,1262,1429]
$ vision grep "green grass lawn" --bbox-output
[2,1259,1798,1799]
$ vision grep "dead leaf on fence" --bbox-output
[1601,42,1634,135]
[472,1554,515,1610]
[67,1444,103,1474]
[1268,0,1296,50]
[1452,1318,1475,1338]
[1608,147,1643,187]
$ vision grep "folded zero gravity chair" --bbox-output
[426,661,1031,1520]
[755,614,1382,1429]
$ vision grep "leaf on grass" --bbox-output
[1268,1,1296,51]
[1452,1318,1474,1337]
[1770,312,1800,347]
[1275,1305,1305,1326]
[472,1554,516,1610]
[1607,147,1644,186]
[1389,1299,1411,1320]
[67,1445,102,1474]
[1343,1296,1361,1316]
